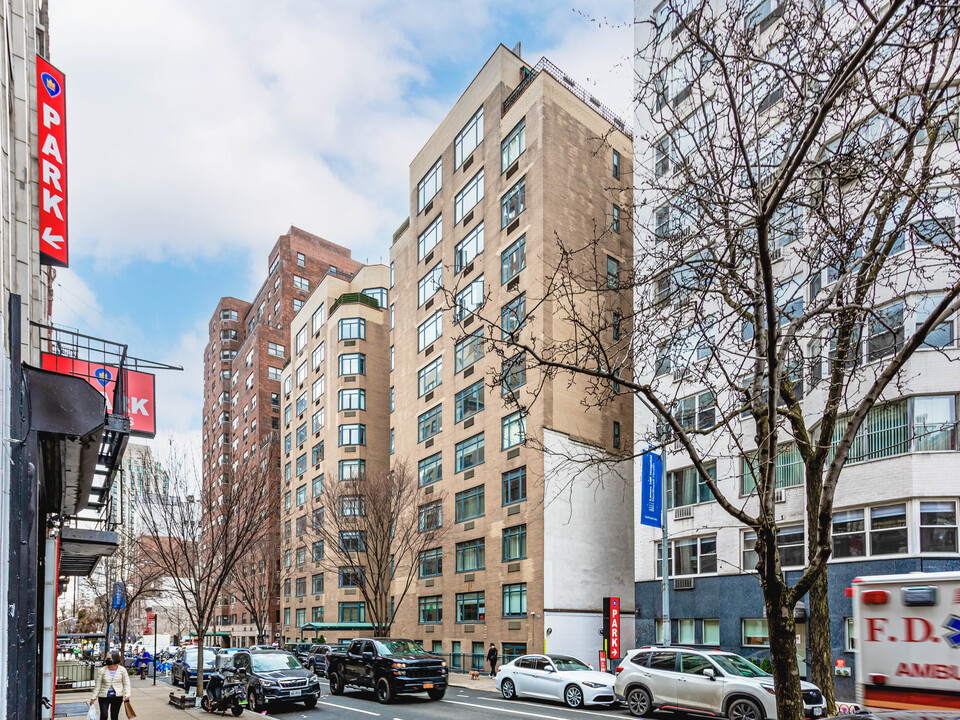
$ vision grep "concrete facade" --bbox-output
[387,45,635,667]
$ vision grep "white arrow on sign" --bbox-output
[42,227,64,249]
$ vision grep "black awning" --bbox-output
[59,525,119,576]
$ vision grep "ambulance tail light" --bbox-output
[862,590,890,605]
[869,674,888,685]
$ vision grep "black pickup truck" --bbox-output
[326,638,448,703]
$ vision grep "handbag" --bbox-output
[86,704,99,720]
[124,699,137,718]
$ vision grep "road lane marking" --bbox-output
[442,698,583,719]
[317,699,381,716]
[481,696,620,717]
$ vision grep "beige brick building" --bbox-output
[277,264,391,644]
[388,45,636,668]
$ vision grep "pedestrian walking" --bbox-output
[88,651,130,720]
[486,643,498,677]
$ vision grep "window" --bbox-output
[339,459,365,481]
[455,592,485,623]
[455,169,484,222]
[417,215,442,260]
[501,235,526,284]
[338,353,365,376]
[296,484,306,505]
[312,409,324,434]
[221,329,238,342]
[220,309,238,322]
[296,453,307,475]
[312,541,324,562]
[293,275,309,292]
[667,462,716,508]
[845,618,856,652]
[501,294,526,338]
[867,301,905,362]
[418,158,442,213]
[312,475,324,497]
[455,485,485,522]
[296,392,307,415]
[742,525,803,570]
[418,357,442,396]
[703,619,720,645]
[501,119,526,171]
[920,501,957,552]
[607,256,620,288]
[454,275,484,321]
[456,539,485,572]
[390,387,394,412]
[612,205,621,233]
[312,442,325,466]
[742,619,769,648]
[832,509,866,558]
[312,342,325,369]
[455,330,484,372]
[362,287,388,308]
[283,607,290,625]
[455,380,485,422]
[501,177,526,228]
[339,602,365,623]
[502,354,526,395]
[614,421,621,449]
[312,574,324,594]
[295,252,305,267]
[418,311,442,351]
[502,525,526,561]
[657,535,717,576]
[296,326,308,355]
[339,495,365,518]
[312,507,325,529]
[338,424,366,446]
[419,500,443,532]
[914,395,957,451]
[502,583,526,617]
[419,595,443,624]
[312,376,325,401]
[419,548,442,578]
[418,452,442,487]
[740,442,804,494]
[296,577,307,597]
[268,342,285,357]
[312,305,325,334]
[338,318,365,340]
[284,491,292,510]
[418,405,442,442]
[612,149,621,179]
[502,467,526,505]
[418,264,443,307]
[870,503,908,554]
[296,422,307,446]
[455,222,484,272]
[501,411,526,450]
[339,530,366,553]
[455,433,484,472]
[916,294,955,349]
[338,388,365,411]
[455,105,483,168]
[267,367,282,381]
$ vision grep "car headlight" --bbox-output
[392,662,407,669]
[441,661,447,668]
[583,682,607,688]
[261,679,279,687]
[760,683,776,695]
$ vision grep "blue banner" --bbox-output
[112,582,125,610]
[640,450,663,528]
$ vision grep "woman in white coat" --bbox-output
[89,651,131,720]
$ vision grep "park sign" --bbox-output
[37,55,68,267]
[41,353,157,437]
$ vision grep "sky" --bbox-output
[50,0,634,446]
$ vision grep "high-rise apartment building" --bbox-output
[388,45,636,666]
[113,442,169,535]
[201,227,363,647]
[277,265,391,642]
[631,0,960,700]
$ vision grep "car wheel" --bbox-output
[328,671,345,696]
[376,677,394,704]
[303,696,318,709]
[428,688,446,701]
[728,698,763,720]
[501,678,516,700]
[564,684,584,709]
[247,691,259,713]
[627,687,652,716]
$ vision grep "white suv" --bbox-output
[614,647,826,720]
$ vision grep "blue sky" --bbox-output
[50,0,634,444]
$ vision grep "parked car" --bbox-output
[614,647,827,720]
[303,644,332,675]
[171,647,218,688]
[283,642,315,663]
[495,654,617,708]
[231,649,320,712]
[326,638,447,704]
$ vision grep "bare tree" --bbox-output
[459,2,960,718]
[225,535,277,645]
[137,446,274,697]
[306,463,449,636]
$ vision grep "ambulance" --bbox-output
[851,571,960,710]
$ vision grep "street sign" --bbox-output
[36,55,68,267]
[112,582,125,610]
[144,612,156,635]
[598,653,607,673]
[602,597,621,659]
[640,450,663,528]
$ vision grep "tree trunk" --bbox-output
[196,634,205,699]
[808,571,836,713]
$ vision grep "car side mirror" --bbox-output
[362,651,373,660]
[546,666,556,673]
[703,668,716,680]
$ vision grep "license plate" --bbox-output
[289,689,301,697]
[423,683,434,689]
[813,708,823,717]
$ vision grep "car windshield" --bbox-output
[550,656,592,672]
[375,640,427,656]
[252,653,303,672]
[711,654,770,677]
[184,650,217,664]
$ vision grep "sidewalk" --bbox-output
[447,671,498,694]
[58,677,249,719]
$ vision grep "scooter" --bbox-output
[200,666,247,716]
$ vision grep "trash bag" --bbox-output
[86,703,100,720]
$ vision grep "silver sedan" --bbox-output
[495,654,617,708]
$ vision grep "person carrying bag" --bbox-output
[88,651,131,720]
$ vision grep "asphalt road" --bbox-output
[158,675,635,720]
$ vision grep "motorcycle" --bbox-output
[200,665,247,716]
